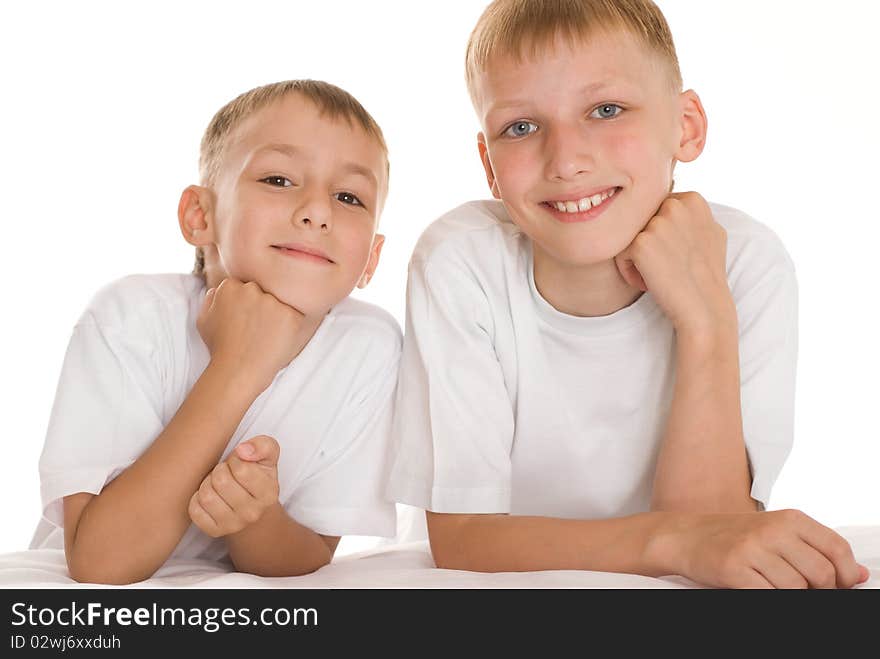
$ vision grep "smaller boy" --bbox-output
[33,80,400,583]
[386,0,868,588]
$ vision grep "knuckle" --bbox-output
[828,538,852,562]
[212,465,230,487]
[789,575,809,590]
[197,478,212,496]
[779,508,804,526]
[735,537,761,561]
[631,234,649,253]
[228,458,248,480]
[197,489,214,507]
[817,564,837,588]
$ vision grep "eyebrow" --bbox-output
[251,143,379,189]
[484,80,621,116]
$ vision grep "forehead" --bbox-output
[476,29,672,119]
[225,93,387,185]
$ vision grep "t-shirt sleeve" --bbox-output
[386,253,515,514]
[735,248,799,510]
[283,333,401,539]
[38,314,165,529]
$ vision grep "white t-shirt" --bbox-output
[35,273,400,561]
[386,200,798,517]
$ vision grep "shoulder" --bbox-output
[709,202,797,291]
[325,296,402,358]
[411,199,523,269]
[80,273,204,332]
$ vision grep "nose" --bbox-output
[543,122,595,182]
[293,192,332,232]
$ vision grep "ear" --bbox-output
[177,185,216,246]
[673,90,708,163]
[357,233,385,289]
[477,133,501,199]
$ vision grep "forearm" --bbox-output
[651,326,756,513]
[225,503,334,577]
[427,511,683,575]
[67,362,264,584]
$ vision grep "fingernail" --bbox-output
[238,443,254,457]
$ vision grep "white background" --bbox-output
[1,0,878,556]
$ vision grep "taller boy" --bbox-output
[387,0,868,588]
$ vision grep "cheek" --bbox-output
[603,129,673,199]
[336,221,375,266]
[491,145,534,195]
[600,129,655,170]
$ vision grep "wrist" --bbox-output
[204,358,273,401]
[641,511,691,577]
[227,502,284,548]
[672,283,737,338]
[675,315,738,356]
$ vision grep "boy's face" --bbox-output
[196,93,387,316]
[474,30,702,269]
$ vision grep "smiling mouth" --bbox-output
[271,244,335,264]
[542,187,620,214]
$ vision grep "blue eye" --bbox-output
[260,176,293,187]
[503,121,538,138]
[336,192,363,207]
[590,104,623,119]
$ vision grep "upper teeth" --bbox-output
[552,188,616,213]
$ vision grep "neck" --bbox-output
[533,245,643,317]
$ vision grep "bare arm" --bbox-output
[64,278,317,584]
[426,510,868,589]
[427,511,675,574]
[650,327,757,513]
[616,193,756,513]
[225,502,339,577]
[63,361,263,584]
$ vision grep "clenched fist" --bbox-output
[615,192,736,337]
[197,278,307,393]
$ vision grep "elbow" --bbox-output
[67,563,142,586]
[427,518,489,572]
[66,550,150,585]
[230,551,332,578]
[239,562,327,578]
[430,540,494,572]
[428,539,458,570]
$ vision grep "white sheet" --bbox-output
[2,526,878,589]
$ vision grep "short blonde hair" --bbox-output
[193,79,389,275]
[465,0,683,108]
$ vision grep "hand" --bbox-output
[675,509,870,589]
[188,435,281,538]
[197,278,306,392]
[614,192,736,336]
